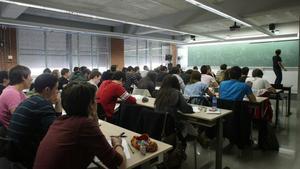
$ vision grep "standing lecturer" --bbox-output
[272,49,287,85]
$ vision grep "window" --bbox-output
[18,28,110,75]
[124,39,171,69]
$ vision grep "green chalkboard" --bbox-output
[188,40,299,67]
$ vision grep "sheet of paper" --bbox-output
[107,138,131,159]
[206,108,221,114]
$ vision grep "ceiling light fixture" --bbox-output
[0,0,192,35]
[185,0,252,27]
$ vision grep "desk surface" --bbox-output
[133,95,232,121]
[99,120,172,169]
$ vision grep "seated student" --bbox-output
[0,70,9,95]
[169,67,185,92]
[246,68,276,95]
[180,69,193,85]
[216,64,227,83]
[156,66,168,84]
[184,71,214,104]
[124,66,139,92]
[97,71,136,121]
[137,71,157,97]
[58,68,70,90]
[7,73,61,168]
[246,68,275,121]
[240,67,250,82]
[140,65,149,78]
[88,70,101,89]
[34,82,126,169]
[219,66,256,102]
[155,74,193,115]
[200,65,218,88]
[0,65,32,136]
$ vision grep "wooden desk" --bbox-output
[132,95,232,169]
[99,120,172,169]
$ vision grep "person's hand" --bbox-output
[111,136,122,147]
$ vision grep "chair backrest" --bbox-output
[97,103,106,120]
[217,99,252,149]
[132,88,151,97]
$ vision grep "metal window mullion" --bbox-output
[44,31,48,68]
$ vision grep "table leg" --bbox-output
[287,88,291,114]
[216,117,223,169]
[275,93,280,128]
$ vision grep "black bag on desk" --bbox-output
[258,122,279,151]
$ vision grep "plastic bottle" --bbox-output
[212,96,217,111]
[140,140,147,155]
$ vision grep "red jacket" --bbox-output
[97,80,136,119]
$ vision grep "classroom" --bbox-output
[0,0,299,169]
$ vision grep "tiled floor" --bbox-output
[181,97,300,169]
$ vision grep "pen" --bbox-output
[127,142,135,154]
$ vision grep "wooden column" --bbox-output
[0,26,17,70]
[170,44,177,66]
[111,38,124,70]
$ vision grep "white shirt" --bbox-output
[88,80,98,89]
[201,74,216,86]
[140,70,148,78]
[246,77,271,96]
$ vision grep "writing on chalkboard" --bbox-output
[188,40,299,67]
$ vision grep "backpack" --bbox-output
[258,121,279,151]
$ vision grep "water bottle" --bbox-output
[212,96,217,111]
[140,140,147,155]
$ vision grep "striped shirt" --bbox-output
[8,95,59,168]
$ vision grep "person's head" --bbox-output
[193,66,198,70]
[73,67,79,72]
[134,66,140,73]
[223,68,231,81]
[160,74,180,91]
[61,68,70,79]
[167,63,173,71]
[176,64,181,69]
[143,65,149,71]
[190,71,201,84]
[127,66,134,72]
[122,67,127,73]
[82,69,91,80]
[89,70,101,84]
[241,67,249,76]
[146,71,157,82]
[0,71,9,86]
[112,71,126,83]
[110,65,117,72]
[9,65,32,89]
[275,49,281,56]
[200,65,208,74]
[100,71,113,82]
[43,68,51,74]
[34,73,58,103]
[52,69,60,78]
[62,82,97,117]
[252,68,264,78]
[185,69,193,75]
[160,66,168,72]
[80,66,87,73]
[169,67,179,75]
[220,64,227,70]
[229,66,242,80]
[155,75,180,108]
